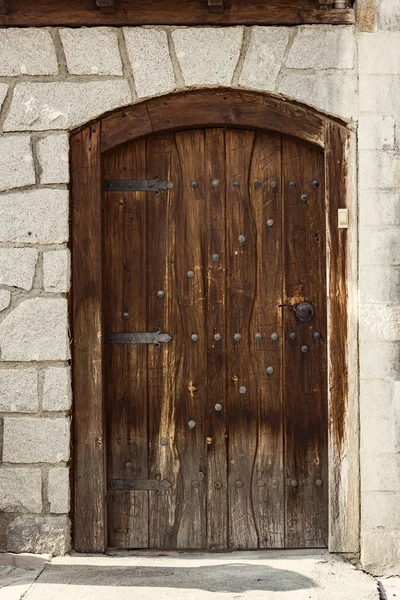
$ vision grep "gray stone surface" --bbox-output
[286,26,354,70]
[0,84,7,110]
[4,81,131,131]
[359,75,400,114]
[0,369,38,413]
[37,134,69,185]
[43,249,70,293]
[358,114,395,150]
[362,531,400,576]
[359,266,400,304]
[124,28,176,98]
[0,289,11,311]
[0,29,57,76]
[362,491,400,530]
[240,27,290,90]
[0,298,70,361]
[359,304,400,341]
[361,453,400,492]
[360,228,400,266]
[43,367,71,412]
[0,189,68,244]
[360,340,400,380]
[2,417,70,463]
[60,27,123,76]
[7,515,69,555]
[380,577,400,598]
[359,191,400,227]
[278,71,357,120]
[358,33,400,74]
[0,135,35,192]
[21,551,379,600]
[379,0,400,31]
[172,27,243,86]
[359,150,400,190]
[48,468,70,514]
[0,469,42,513]
[0,248,38,290]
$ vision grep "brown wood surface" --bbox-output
[100,90,326,154]
[282,137,328,548]
[0,0,354,26]
[71,123,106,552]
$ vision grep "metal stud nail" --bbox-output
[313,331,321,340]
[255,332,262,341]
[188,420,196,429]
[212,253,220,262]
[290,480,298,487]
[191,181,198,189]
[289,181,296,189]
[157,290,165,298]
[316,479,323,487]
[215,403,222,412]
[238,234,246,244]
[234,333,241,342]
[239,386,247,394]
[312,180,320,188]
[254,180,261,189]
[214,333,221,341]
[233,181,240,189]
[212,179,219,188]
[215,481,222,489]
[191,334,199,342]
[266,366,274,375]
[235,480,243,488]
[192,480,199,488]
[187,270,195,278]
[125,461,132,468]
[266,219,274,227]
[122,312,129,320]
[270,180,277,189]
[257,480,265,488]
[160,437,168,446]
[207,437,213,445]
[271,332,278,341]
[301,194,308,202]
[289,332,296,340]
[301,345,309,353]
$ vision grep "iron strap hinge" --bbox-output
[108,479,171,491]
[105,328,172,348]
[104,178,174,195]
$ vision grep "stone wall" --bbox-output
[0,16,397,576]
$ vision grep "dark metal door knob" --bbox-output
[278,302,315,322]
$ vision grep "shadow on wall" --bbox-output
[15,562,316,593]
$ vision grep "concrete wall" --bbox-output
[0,11,397,575]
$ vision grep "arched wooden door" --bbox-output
[102,127,327,550]
[72,89,358,554]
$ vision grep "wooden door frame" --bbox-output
[71,88,359,554]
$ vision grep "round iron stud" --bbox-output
[254,180,261,189]
[188,420,196,429]
[266,366,274,375]
[312,180,320,188]
[215,481,222,489]
[257,480,265,488]
[160,437,168,446]
[214,333,222,341]
[122,312,129,320]
[125,461,132,468]
[239,386,247,394]
[270,179,278,189]
[290,480,298,487]
[212,253,220,262]
[233,181,240,189]
[272,479,279,488]
[289,181,296,189]
[313,331,321,340]
[157,290,165,298]
[191,181,198,189]
[266,219,274,227]
[187,270,195,278]
[235,480,243,488]
[192,480,199,488]
[234,333,241,342]
[191,334,199,342]
[301,345,309,353]
[289,332,297,340]
[212,179,220,188]
[215,403,222,412]
[271,332,278,341]
[316,479,323,487]
[238,234,246,244]
[255,332,262,341]
[301,194,308,202]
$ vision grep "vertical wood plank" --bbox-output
[225,128,258,549]
[71,124,106,552]
[282,136,328,548]
[204,128,228,550]
[103,140,149,548]
[326,123,359,553]
[249,131,284,548]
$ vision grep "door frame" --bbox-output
[71,88,359,554]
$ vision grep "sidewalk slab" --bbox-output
[0,553,50,600]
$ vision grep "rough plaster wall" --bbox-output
[0,23,357,556]
[358,0,400,577]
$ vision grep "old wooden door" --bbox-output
[103,127,327,550]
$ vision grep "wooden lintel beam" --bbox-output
[96,0,115,14]
[0,0,8,14]
[208,0,224,13]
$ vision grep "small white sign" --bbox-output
[338,208,349,229]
